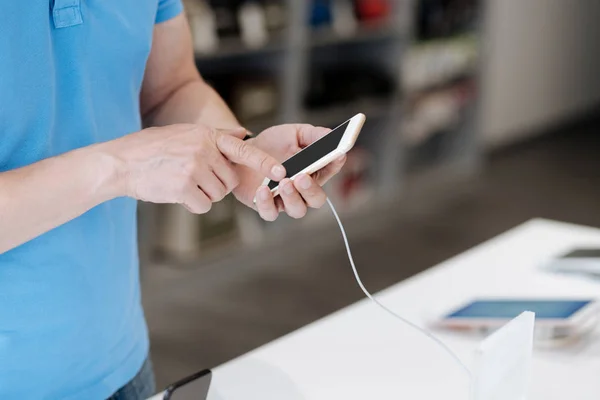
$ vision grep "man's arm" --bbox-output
[0,144,123,254]
[140,14,240,130]
[0,124,283,255]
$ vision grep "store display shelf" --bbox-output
[304,97,395,128]
[195,36,286,61]
[310,22,403,48]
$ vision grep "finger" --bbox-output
[181,185,212,214]
[194,170,228,202]
[212,156,240,192]
[314,154,347,186]
[293,173,328,209]
[255,186,279,222]
[279,178,307,219]
[296,124,331,148]
[275,196,285,213]
[217,126,248,140]
[216,134,286,181]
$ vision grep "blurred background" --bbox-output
[137,0,600,387]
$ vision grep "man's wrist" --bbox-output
[81,142,130,202]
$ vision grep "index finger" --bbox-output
[216,133,286,181]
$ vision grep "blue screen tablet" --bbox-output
[446,299,592,320]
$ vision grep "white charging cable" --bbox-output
[326,197,472,378]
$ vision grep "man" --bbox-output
[0,1,346,399]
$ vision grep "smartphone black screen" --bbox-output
[268,120,350,190]
[561,249,600,258]
[164,370,212,400]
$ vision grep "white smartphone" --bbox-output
[435,299,599,334]
[542,248,600,276]
[258,113,366,199]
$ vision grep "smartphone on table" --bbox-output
[435,298,599,339]
[543,248,600,276]
[256,113,366,201]
[147,369,212,400]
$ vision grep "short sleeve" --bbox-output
[156,0,184,24]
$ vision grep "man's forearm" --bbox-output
[143,78,242,131]
[0,144,122,254]
[140,14,244,134]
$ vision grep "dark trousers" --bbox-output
[106,358,156,400]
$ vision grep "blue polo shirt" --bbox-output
[0,1,183,398]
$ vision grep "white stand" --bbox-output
[470,312,535,400]
[148,313,536,400]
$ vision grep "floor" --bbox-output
[141,110,600,388]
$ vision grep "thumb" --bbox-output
[217,127,248,140]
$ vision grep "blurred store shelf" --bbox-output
[304,97,395,128]
[309,22,402,48]
[195,36,286,61]
[401,34,479,94]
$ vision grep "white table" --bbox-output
[207,219,600,400]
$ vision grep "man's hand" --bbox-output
[233,124,347,221]
[104,124,285,214]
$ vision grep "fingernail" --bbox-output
[271,165,286,179]
[258,187,269,201]
[298,174,311,190]
[283,181,294,195]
